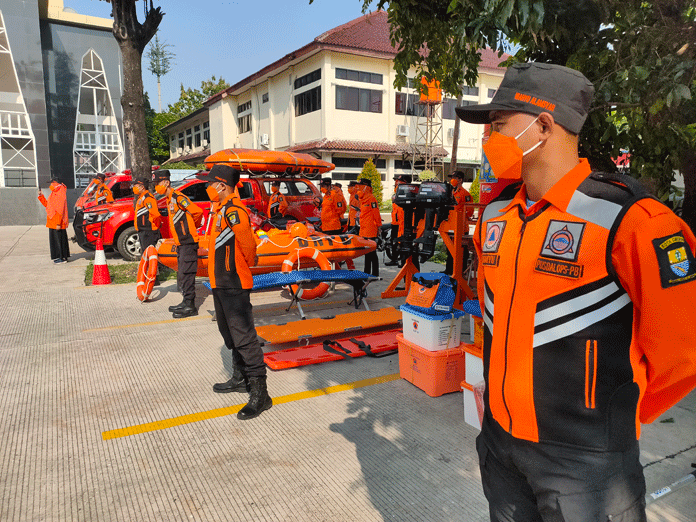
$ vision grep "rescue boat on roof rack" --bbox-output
[205,148,334,177]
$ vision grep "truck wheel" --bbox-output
[116,226,141,261]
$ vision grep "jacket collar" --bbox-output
[499,159,592,214]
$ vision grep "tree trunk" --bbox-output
[119,43,151,184]
[448,93,463,176]
[680,149,696,234]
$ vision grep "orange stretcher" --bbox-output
[256,307,402,345]
[264,329,401,370]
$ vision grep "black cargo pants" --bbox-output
[177,242,198,301]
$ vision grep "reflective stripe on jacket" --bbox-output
[473,159,696,451]
[167,190,203,245]
[134,191,161,231]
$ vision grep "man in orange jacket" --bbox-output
[347,180,360,233]
[319,178,343,234]
[38,177,70,263]
[442,170,474,275]
[357,178,382,276]
[457,62,696,521]
[268,180,288,219]
[92,173,114,205]
[132,179,162,252]
[154,169,204,318]
[203,165,272,420]
[385,175,408,266]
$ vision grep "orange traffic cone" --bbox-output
[92,237,111,285]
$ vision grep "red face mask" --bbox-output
[482,116,543,180]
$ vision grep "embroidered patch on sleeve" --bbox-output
[225,209,240,228]
[371,202,377,209]
[146,202,152,209]
[652,232,696,288]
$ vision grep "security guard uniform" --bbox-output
[133,185,162,251]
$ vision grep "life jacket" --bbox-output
[208,193,256,290]
[474,159,696,451]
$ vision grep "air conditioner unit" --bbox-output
[202,139,209,147]
[447,128,455,138]
[176,147,183,154]
[397,125,410,137]
[184,147,191,153]
[260,133,269,146]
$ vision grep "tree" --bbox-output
[358,159,384,203]
[167,76,230,119]
[345,1,696,230]
[144,92,178,164]
[103,0,164,184]
[145,34,175,112]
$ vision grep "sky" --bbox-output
[65,0,373,111]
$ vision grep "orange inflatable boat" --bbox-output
[205,148,334,176]
[157,228,377,278]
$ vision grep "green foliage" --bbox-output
[358,159,384,203]
[85,262,176,285]
[163,161,203,169]
[418,169,437,181]
[146,35,175,79]
[379,199,393,212]
[167,76,230,119]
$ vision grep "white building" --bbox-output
[167,11,508,199]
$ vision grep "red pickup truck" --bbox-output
[73,173,322,261]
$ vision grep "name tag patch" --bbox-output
[534,258,584,279]
[653,232,696,288]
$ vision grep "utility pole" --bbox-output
[146,35,175,112]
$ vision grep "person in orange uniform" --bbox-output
[92,174,114,205]
[153,169,204,318]
[319,178,343,235]
[268,180,288,219]
[357,178,382,276]
[38,177,70,263]
[347,180,360,233]
[203,165,272,420]
[132,179,162,252]
[442,171,474,275]
[457,62,696,521]
[333,182,347,222]
[385,175,408,266]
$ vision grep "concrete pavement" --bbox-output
[0,225,694,521]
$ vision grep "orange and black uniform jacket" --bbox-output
[321,189,343,231]
[336,190,347,217]
[391,194,405,236]
[268,192,288,217]
[349,192,360,227]
[208,192,256,290]
[358,190,382,238]
[473,159,696,451]
[134,190,161,231]
[94,183,114,205]
[166,190,203,246]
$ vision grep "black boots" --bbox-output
[212,368,247,393]
[237,376,272,420]
[172,299,197,318]
[168,298,186,312]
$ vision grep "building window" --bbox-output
[294,69,321,89]
[262,93,269,103]
[335,68,382,85]
[336,86,382,113]
[194,125,201,147]
[488,88,497,98]
[295,86,321,116]
[238,113,251,133]
[395,93,426,117]
[462,85,479,97]
[237,101,252,114]
[178,132,184,150]
[203,121,210,143]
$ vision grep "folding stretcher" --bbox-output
[202,269,380,319]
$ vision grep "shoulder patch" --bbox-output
[652,232,696,288]
[225,209,240,227]
[147,202,152,209]
[371,201,377,209]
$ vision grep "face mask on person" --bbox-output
[155,183,167,195]
[450,178,460,188]
[50,182,60,192]
[132,185,143,196]
[206,183,223,202]
[483,116,544,180]
[321,186,328,195]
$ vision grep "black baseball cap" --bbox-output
[200,164,240,187]
[348,180,358,187]
[320,177,332,186]
[455,63,595,134]
[358,178,372,188]
[96,173,106,181]
[152,169,171,183]
[448,171,465,180]
[333,182,342,188]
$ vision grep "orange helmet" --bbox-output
[290,222,309,238]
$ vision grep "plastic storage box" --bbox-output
[401,304,466,351]
[397,333,466,397]
[463,344,483,385]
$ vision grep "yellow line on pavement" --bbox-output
[102,373,401,440]
[83,314,206,332]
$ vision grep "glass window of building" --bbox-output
[295,86,321,116]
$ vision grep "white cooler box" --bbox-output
[401,304,466,351]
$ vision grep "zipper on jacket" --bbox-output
[585,339,597,409]
[502,218,527,433]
